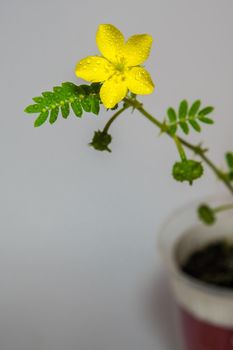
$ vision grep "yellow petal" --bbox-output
[75,56,114,83]
[126,67,154,95]
[96,24,125,63]
[124,34,153,66]
[100,75,128,108]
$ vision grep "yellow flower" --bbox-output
[75,24,154,109]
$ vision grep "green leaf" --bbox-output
[166,100,215,136]
[61,102,70,119]
[71,101,83,117]
[61,82,79,94]
[198,116,214,124]
[41,91,54,104]
[49,107,59,124]
[226,152,233,169]
[179,100,188,120]
[90,82,101,94]
[165,100,214,135]
[189,119,201,132]
[189,100,201,116]
[167,108,177,134]
[91,96,100,115]
[79,84,90,95]
[81,97,91,112]
[42,91,54,98]
[32,96,44,104]
[25,82,101,125]
[34,110,49,127]
[198,106,214,116]
[179,121,189,134]
[62,82,79,90]
[167,108,177,122]
[24,104,43,113]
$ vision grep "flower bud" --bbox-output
[198,204,216,225]
[172,160,204,184]
[89,130,112,152]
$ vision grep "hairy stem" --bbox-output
[103,105,129,133]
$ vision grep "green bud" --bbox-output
[198,204,216,225]
[89,130,112,152]
[172,160,204,184]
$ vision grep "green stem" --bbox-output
[173,135,187,162]
[214,203,233,214]
[124,97,233,196]
[103,105,129,133]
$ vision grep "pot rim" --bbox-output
[158,193,233,300]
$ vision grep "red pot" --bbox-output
[180,307,233,350]
[159,197,233,350]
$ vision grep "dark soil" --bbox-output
[181,240,233,289]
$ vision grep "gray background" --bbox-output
[0,0,233,349]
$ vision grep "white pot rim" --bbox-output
[158,194,233,327]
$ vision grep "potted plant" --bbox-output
[25,24,233,350]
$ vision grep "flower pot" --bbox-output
[159,197,233,350]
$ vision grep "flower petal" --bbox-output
[96,24,125,62]
[124,34,153,66]
[126,67,154,95]
[100,75,128,108]
[75,56,114,83]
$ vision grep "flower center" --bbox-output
[115,62,125,72]
[114,57,126,73]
